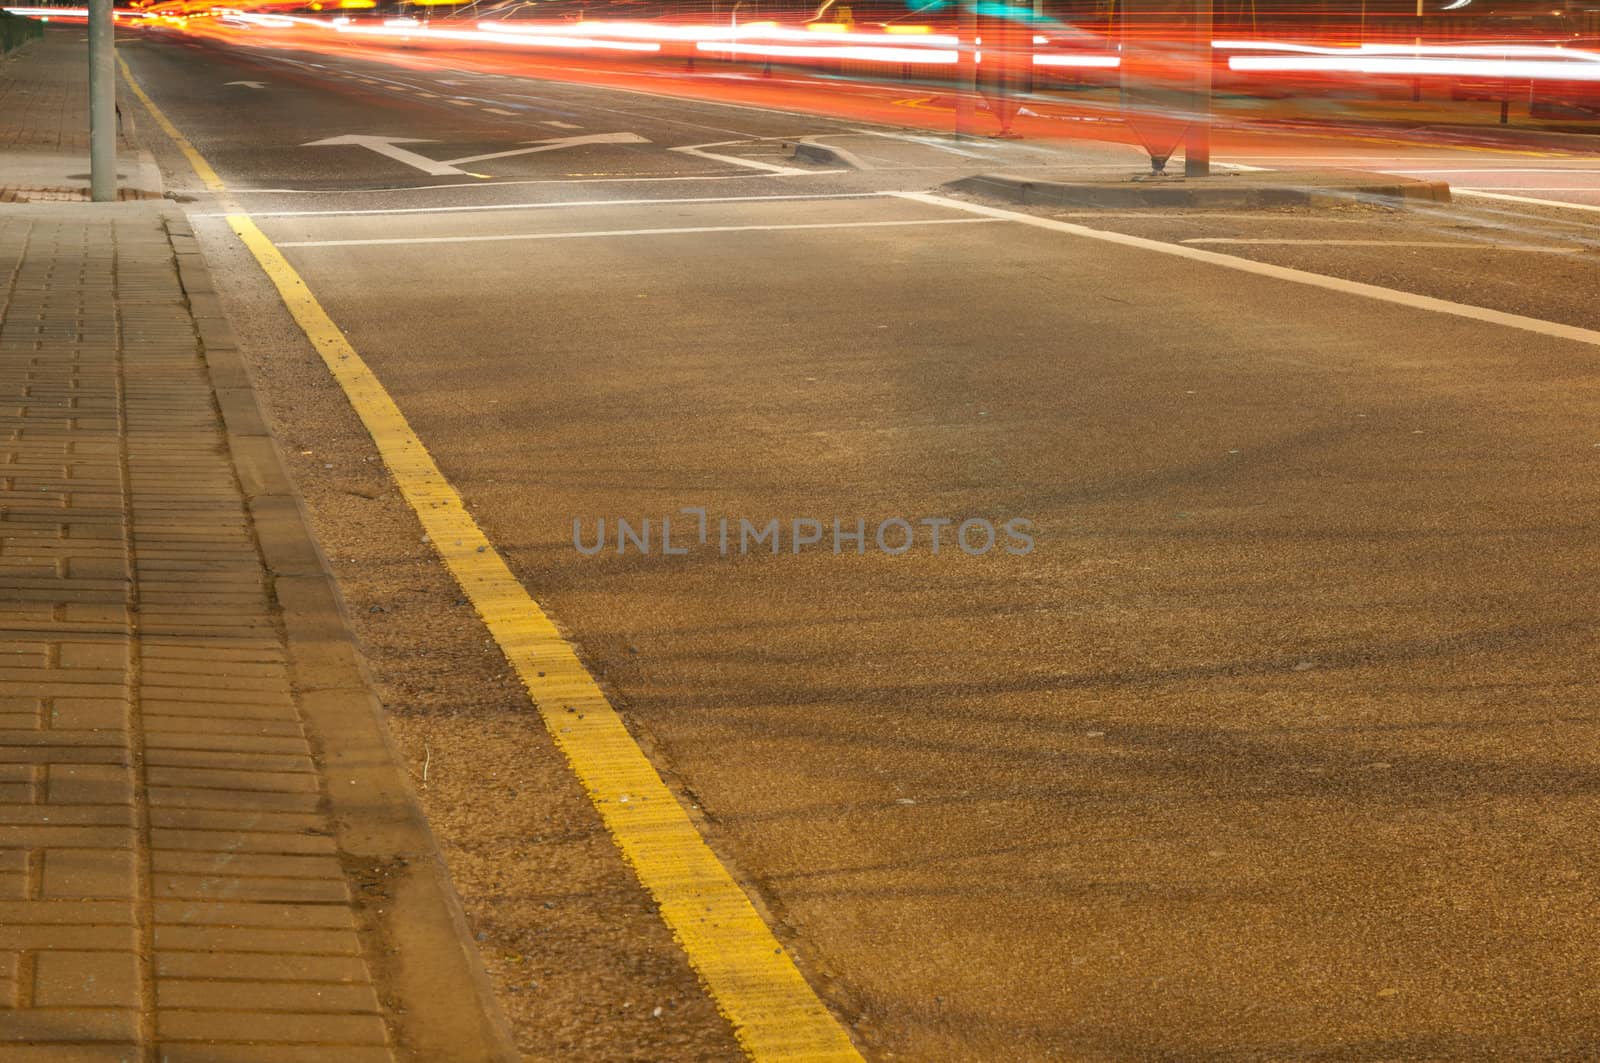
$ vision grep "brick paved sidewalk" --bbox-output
[0,205,515,1059]
[1,28,163,203]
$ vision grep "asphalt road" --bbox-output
[123,26,1600,1063]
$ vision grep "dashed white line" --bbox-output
[483,108,519,116]
[542,120,582,129]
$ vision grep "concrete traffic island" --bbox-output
[946,169,1453,209]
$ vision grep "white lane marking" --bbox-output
[448,99,475,107]
[224,80,266,89]
[1454,189,1600,213]
[414,91,441,99]
[1223,158,1600,214]
[299,132,646,177]
[483,107,518,116]
[1468,186,1600,192]
[502,90,768,140]
[847,128,991,159]
[209,192,887,219]
[1227,155,1599,164]
[232,173,822,194]
[1181,238,1583,253]
[1387,168,1600,175]
[542,120,582,129]
[1058,212,1381,220]
[495,78,859,130]
[302,134,470,177]
[672,142,823,176]
[277,217,1002,249]
[442,132,649,166]
[894,191,1600,350]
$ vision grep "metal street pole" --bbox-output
[1413,0,1423,103]
[1183,0,1212,176]
[88,0,116,202]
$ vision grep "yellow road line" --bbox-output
[121,60,863,1063]
[119,56,227,197]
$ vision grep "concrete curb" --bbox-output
[947,171,1452,209]
[133,147,164,198]
[161,207,521,1063]
[789,137,872,170]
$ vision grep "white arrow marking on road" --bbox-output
[225,81,267,89]
[671,142,824,177]
[442,132,650,167]
[303,132,651,177]
[301,135,470,177]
